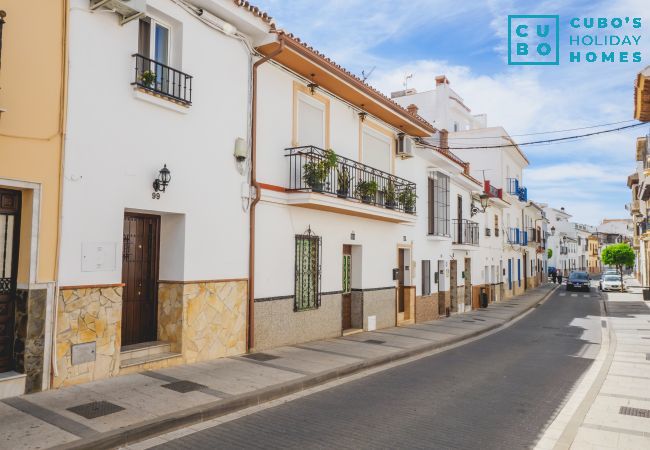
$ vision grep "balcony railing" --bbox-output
[132,54,193,105]
[452,219,479,246]
[507,227,521,244]
[560,246,568,255]
[527,227,540,245]
[286,146,417,214]
[506,178,528,202]
[483,180,502,199]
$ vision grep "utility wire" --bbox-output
[446,119,639,140]
[436,122,647,150]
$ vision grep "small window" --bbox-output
[422,260,431,296]
[294,229,321,311]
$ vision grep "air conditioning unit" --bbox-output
[396,134,415,159]
[90,0,146,25]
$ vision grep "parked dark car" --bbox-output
[567,271,590,292]
[548,266,557,276]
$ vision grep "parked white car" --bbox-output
[599,274,625,292]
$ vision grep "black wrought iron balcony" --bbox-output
[132,54,193,105]
[452,219,479,245]
[286,146,417,214]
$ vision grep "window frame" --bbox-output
[421,260,431,296]
[294,230,322,312]
[428,172,450,236]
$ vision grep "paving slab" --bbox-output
[0,283,556,450]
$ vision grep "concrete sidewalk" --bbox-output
[536,276,650,450]
[0,284,556,450]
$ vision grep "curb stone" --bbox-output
[54,284,559,450]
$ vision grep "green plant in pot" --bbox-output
[140,70,156,88]
[384,180,397,209]
[303,149,337,192]
[356,179,378,204]
[398,187,417,213]
[336,166,350,198]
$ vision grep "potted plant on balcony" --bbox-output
[336,166,350,198]
[384,179,396,209]
[140,70,156,88]
[398,187,417,213]
[303,149,337,192]
[356,179,378,204]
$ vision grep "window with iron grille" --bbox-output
[422,260,431,296]
[428,172,450,236]
[294,229,321,311]
[342,254,351,294]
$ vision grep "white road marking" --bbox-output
[559,293,566,297]
[571,294,577,297]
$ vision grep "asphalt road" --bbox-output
[152,285,602,450]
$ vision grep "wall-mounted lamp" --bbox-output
[403,235,407,242]
[550,226,556,236]
[471,193,490,216]
[358,111,367,122]
[350,231,355,240]
[153,164,171,193]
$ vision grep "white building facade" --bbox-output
[54,0,274,387]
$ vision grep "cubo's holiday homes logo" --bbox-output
[508,15,643,65]
[508,15,560,65]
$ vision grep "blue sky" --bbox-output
[254,0,650,225]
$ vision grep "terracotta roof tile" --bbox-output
[233,0,276,28]
[232,1,435,133]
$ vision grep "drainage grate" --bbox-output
[364,339,385,345]
[242,352,279,362]
[462,320,475,323]
[619,406,650,419]
[161,380,208,393]
[601,320,607,328]
[67,401,125,419]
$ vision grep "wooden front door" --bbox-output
[121,213,160,347]
[0,189,20,373]
[342,245,352,331]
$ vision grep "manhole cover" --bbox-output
[364,339,385,345]
[67,401,125,419]
[161,380,208,393]
[620,406,650,418]
[242,352,279,362]
[601,320,607,328]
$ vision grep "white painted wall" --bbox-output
[60,0,266,284]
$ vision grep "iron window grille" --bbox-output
[132,53,193,105]
[294,227,321,311]
[342,254,351,294]
[485,228,492,237]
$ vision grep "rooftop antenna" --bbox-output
[361,66,376,82]
[403,73,413,90]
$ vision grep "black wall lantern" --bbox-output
[153,164,171,193]
[471,193,490,216]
